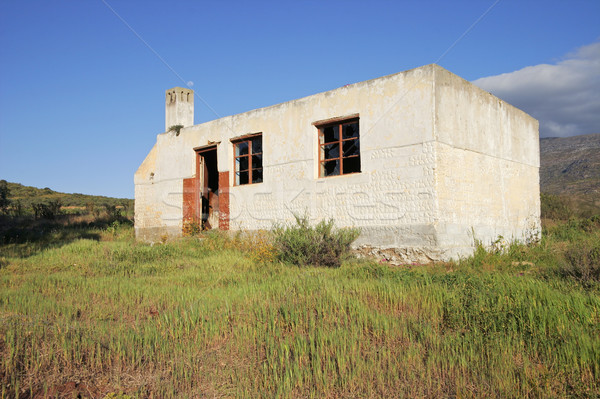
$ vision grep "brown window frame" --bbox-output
[316,117,360,178]
[232,133,263,186]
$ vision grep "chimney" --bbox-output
[165,87,194,131]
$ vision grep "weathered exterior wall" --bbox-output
[134,142,184,241]
[220,66,438,247]
[134,64,541,262]
[433,66,541,258]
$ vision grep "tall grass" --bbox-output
[0,218,599,398]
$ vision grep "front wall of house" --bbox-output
[222,67,437,241]
[135,66,444,254]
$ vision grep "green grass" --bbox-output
[1,220,599,398]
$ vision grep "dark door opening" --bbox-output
[196,147,219,229]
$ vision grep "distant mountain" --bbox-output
[540,133,600,212]
[1,181,133,209]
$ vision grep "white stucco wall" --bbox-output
[433,67,541,258]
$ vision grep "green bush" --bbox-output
[273,215,360,267]
[31,200,62,219]
[104,204,123,222]
[558,238,600,285]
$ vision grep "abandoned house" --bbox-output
[134,64,541,262]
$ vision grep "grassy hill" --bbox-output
[1,180,133,211]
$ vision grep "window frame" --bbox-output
[316,117,360,178]
[231,133,263,186]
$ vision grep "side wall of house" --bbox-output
[433,66,541,258]
[134,141,186,241]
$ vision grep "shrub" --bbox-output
[104,204,123,222]
[541,193,574,220]
[273,215,360,267]
[31,200,62,219]
[558,238,600,285]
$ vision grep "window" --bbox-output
[233,134,263,185]
[317,117,360,177]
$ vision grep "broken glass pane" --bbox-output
[236,170,249,185]
[343,138,359,157]
[342,122,359,139]
[252,137,262,154]
[322,160,340,176]
[321,125,339,144]
[236,141,249,156]
[252,168,263,183]
[323,143,339,160]
[252,154,262,170]
[236,156,249,171]
[343,156,360,174]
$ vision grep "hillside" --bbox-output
[1,181,133,210]
[540,133,600,213]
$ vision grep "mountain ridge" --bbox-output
[539,133,600,213]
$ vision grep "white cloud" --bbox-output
[473,41,600,137]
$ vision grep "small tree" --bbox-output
[0,180,10,215]
[104,204,123,222]
[11,199,23,217]
[31,200,62,219]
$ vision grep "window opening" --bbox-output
[233,134,263,185]
[318,118,360,177]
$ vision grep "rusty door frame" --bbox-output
[194,145,218,228]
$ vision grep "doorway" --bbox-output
[196,146,219,229]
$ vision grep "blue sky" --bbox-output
[0,0,598,198]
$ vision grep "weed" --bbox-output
[106,220,121,237]
[182,218,202,236]
[168,124,184,136]
[248,230,278,264]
